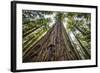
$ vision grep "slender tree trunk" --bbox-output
[74,25,86,35]
[72,31,91,59]
[23,24,43,37]
[67,32,82,59]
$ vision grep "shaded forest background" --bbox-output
[22,10,91,63]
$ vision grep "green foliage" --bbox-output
[55,12,65,22]
[22,10,53,53]
[22,10,91,61]
[66,12,91,59]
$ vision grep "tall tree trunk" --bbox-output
[74,25,86,35]
[72,31,91,59]
[23,21,83,62]
[67,32,82,59]
[23,24,43,37]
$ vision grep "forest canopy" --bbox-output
[22,10,91,62]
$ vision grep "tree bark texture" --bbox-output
[23,21,82,62]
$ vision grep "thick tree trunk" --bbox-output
[23,21,82,62]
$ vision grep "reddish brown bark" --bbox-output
[23,21,81,62]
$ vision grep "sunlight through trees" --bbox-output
[22,10,91,62]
